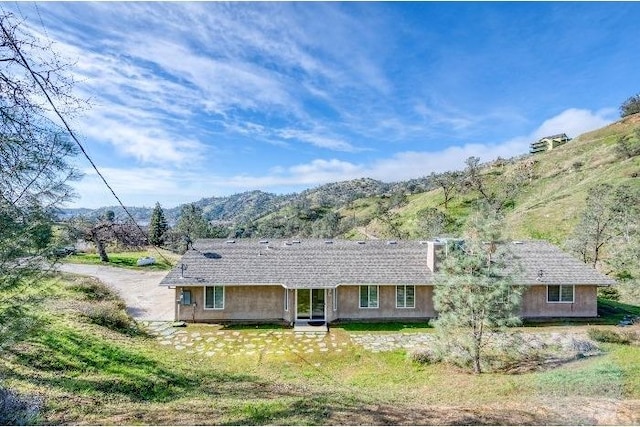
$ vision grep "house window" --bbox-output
[204,286,224,309]
[284,289,288,311]
[181,289,192,305]
[333,288,338,311]
[547,285,574,303]
[359,285,378,308]
[396,285,415,308]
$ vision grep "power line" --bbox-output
[0,15,173,266]
[33,2,51,43]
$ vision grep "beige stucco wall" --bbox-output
[335,285,434,320]
[520,285,597,318]
[173,283,598,323]
[175,285,286,322]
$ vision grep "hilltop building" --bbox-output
[530,133,571,154]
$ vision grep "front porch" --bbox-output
[293,320,328,333]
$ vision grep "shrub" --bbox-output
[614,133,640,159]
[620,93,640,117]
[0,386,42,425]
[409,348,439,364]
[598,287,621,301]
[587,328,631,344]
[82,301,136,333]
[69,277,122,303]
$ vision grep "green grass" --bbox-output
[597,298,640,323]
[332,321,432,332]
[2,273,640,424]
[521,298,640,327]
[65,249,177,271]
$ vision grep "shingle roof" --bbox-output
[160,239,615,288]
[509,241,614,285]
[161,239,432,288]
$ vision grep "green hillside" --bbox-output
[329,113,640,244]
[63,114,639,245]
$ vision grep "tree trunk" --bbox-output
[473,353,481,374]
[91,230,109,262]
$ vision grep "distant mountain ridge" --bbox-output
[57,178,400,225]
[58,114,640,242]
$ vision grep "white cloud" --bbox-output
[66,107,618,208]
[203,108,618,190]
[531,108,616,140]
[79,108,206,166]
[70,167,219,209]
[276,129,360,152]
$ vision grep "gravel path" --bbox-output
[57,263,174,321]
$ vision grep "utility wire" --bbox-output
[0,16,173,266]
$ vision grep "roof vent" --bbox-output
[536,269,544,282]
[512,241,524,245]
[357,241,366,244]
[292,240,301,244]
[284,241,292,246]
[324,240,333,244]
[386,240,397,245]
[419,241,428,245]
[226,239,236,244]
[259,240,269,244]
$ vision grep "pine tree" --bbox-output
[148,202,169,246]
[432,212,523,374]
[175,203,211,249]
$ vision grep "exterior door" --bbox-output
[311,289,325,320]
[296,289,325,321]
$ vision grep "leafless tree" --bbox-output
[0,11,83,289]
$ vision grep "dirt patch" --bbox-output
[326,398,640,425]
[57,264,173,321]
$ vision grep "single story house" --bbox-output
[160,239,615,324]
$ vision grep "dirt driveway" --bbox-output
[57,263,174,321]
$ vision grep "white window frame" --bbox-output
[547,285,574,303]
[204,286,225,310]
[284,288,289,311]
[396,285,415,309]
[333,288,338,311]
[359,285,379,309]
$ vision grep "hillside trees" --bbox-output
[372,197,406,239]
[614,128,640,160]
[415,207,450,239]
[432,212,523,374]
[567,183,640,269]
[620,93,640,117]
[170,203,213,252]
[148,202,169,246]
[462,156,531,214]
[0,12,82,290]
[311,211,341,238]
[430,171,461,210]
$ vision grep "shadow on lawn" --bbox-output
[7,327,257,403]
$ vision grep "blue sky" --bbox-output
[7,2,640,209]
